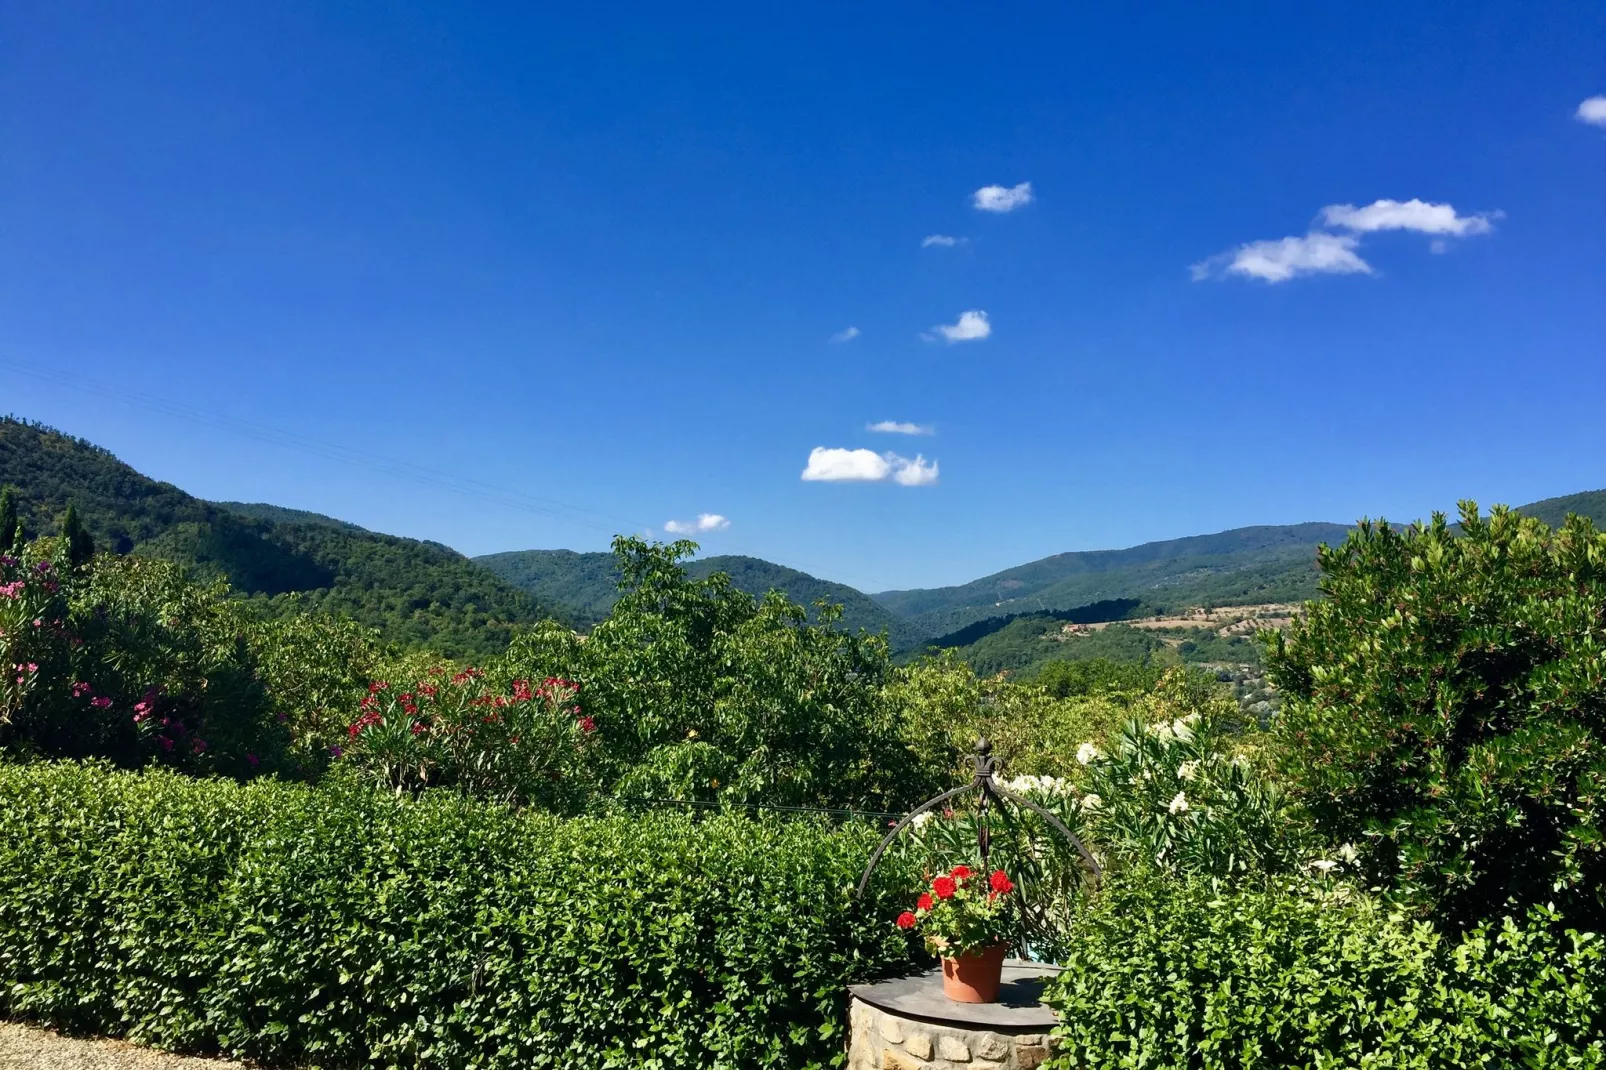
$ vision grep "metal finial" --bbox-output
[974,736,992,756]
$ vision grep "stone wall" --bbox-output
[847,996,1056,1070]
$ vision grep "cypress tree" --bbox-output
[62,503,95,568]
[0,485,18,551]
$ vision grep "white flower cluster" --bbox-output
[1076,742,1100,765]
[1001,774,1075,797]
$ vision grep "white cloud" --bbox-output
[1319,199,1496,237]
[890,454,939,486]
[927,309,991,342]
[922,234,965,248]
[972,182,1034,213]
[829,326,861,343]
[1191,232,1371,284]
[867,420,934,435]
[1577,96,1606,127]
[800,447,938,486]
[664,513,730,534]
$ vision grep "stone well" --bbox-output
[847,961,1061,1070]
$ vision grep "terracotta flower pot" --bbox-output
[941,943,1007,1003]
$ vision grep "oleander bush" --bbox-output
[0,760,920,1070]
[1042,873,1606,1070]
[1268,504,1606,926]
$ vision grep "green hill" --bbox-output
[0,417,560,657]
[873,523,1352,639]
[476,548,925,650]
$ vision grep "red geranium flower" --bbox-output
[989,869,1014,894]
[916,893,933,911]
[896,911,917,930]
[949,865,972,880]
[932,876,957,900]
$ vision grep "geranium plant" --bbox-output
[897,865,1018,957]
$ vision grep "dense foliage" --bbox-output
[1042,874,1606,1069]
[1270,503,1606,926]
[1,535,291,775]
[483,537,936,812]
[0,761,920,1070]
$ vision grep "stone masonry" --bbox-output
[847,996,1057,1070]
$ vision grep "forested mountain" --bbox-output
[878,491,1606,644]
[8,413,1604,667]
[872,523,1352,639]
[476,548,926,650]
[0,418,560,656]
[214,501,371,532]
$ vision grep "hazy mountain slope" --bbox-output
[0,417,559,656]
[873,523,1352,639]
[476,548,925,648]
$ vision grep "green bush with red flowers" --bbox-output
[335,668,600,810]
[0,759,922,1070]
[896,865,1019,957]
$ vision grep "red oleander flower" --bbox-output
[932,876,957,900]
[949,865,972,881]
[896,911,917,930]
[989,869,1014,894]
[916,893,933,911]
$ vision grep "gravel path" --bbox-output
[0,1023,249,1070]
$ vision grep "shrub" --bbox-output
[1,538,289,776]
[0,760,919,1069]
[1042,875,1606,1069]
[338,669,601,810]
[1268,504,1606,925]
[498,537,936,812]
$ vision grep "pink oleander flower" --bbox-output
[90,696,113,709]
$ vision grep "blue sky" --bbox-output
[3,2,1603,591]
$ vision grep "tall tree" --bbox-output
[0,485,17,551]
[61,503,95,568]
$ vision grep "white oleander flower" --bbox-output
[1150,721,1174,740]
[1076,742,1099,765]
[1177,760,1199,782]
[1336,842,1359,863]
[1167,791,1189,814]
[910,811,933,828]
[1308,859,1338,874]
[1080,793,1102,812]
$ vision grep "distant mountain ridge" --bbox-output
[872,522,1354,639]
[0,417,560,657]
[7,413,1604,665]
[476,548,926,651]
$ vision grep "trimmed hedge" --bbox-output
[0,761,917,1069]
[1042,875,1606,1069]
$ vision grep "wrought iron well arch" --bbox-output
[856,737,1101,901]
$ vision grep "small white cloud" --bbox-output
[801,447,938,486]
[1320,199,1496,237]
[1192,232,1371,284]
[664,513,730,534]
[867,420,934,435]
[928,309,991,342]
[891,454,939,486]
[973,182,1034,212]
[922,234,965,248]
[1577,96,1606,128]
[829,326,861,343]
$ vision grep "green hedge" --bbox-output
[1042,875,1606,1069]
[0,761,917,1069]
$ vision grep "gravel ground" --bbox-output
[0,1023,250,1070]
